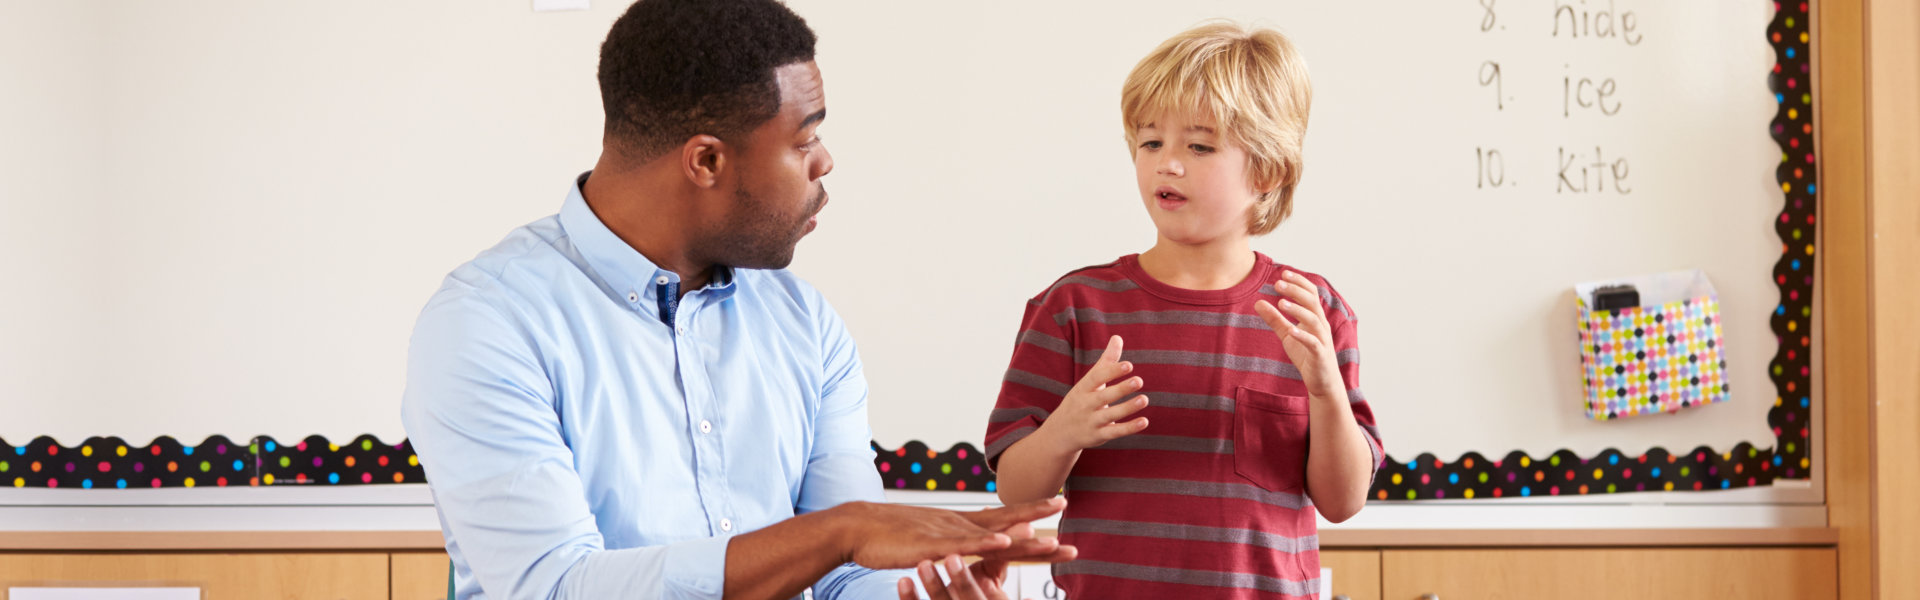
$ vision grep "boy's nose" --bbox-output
[1157,159,1184,177]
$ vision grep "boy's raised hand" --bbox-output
[1035,335,1150,451]
[1254,271,1345,401]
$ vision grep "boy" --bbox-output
[983,21,1384,599]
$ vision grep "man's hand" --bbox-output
[1033,335,1150,452]
[833,497,1075,570]
[1254,271,1344,401]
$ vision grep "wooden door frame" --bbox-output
[1821,0,1920,597]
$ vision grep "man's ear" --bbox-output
[681,134,728,189]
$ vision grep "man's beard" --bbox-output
[697,184,824,271]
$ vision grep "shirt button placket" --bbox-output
[677,296,731,536]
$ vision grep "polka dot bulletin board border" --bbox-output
[1,435,422,489]
[2,2,1815,500]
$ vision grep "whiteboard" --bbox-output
[0,1,1785,470]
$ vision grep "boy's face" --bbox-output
[1132,111,1261,247]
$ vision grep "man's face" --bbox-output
[701,61,834,271]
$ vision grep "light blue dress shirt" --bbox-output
[402,173,899,600]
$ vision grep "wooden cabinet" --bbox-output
[1323,550,1382,600]
[0,553,387,600]
[1377,548,1837,600]
[0,537,1842,599]
[391,552,452,600]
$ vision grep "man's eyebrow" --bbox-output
[799,109,827,132]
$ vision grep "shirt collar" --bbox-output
[557,172,737,311]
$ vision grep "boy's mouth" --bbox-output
[1155,186,1188,210]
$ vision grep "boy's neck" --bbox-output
[1137,236,1259,291]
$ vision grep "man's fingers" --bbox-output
[964,497,1067,531]
[950,531,1014,557]
[978,542,1078,564]
[980,535,1059,560]
[1001,521,1035,540]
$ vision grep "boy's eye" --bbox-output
[1139,140,1163,150]
[1189,144,1215,155]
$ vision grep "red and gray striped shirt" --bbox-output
[984,253,1384,600]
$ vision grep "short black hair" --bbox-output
[597,0,817,162]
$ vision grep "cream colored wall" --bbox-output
[0,1,1789,471]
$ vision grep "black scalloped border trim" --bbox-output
[0,435,422,489]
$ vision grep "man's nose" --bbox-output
[815,144,835,180]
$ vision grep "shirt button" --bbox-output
[720,518,733,532]
[626,292,638,303]
[676,326,686,335]
[699,420,713,434]
[655,275,670,285]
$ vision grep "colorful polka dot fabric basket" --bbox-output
[1576,270,1730,421]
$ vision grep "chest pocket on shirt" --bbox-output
[1233,386,1311,493]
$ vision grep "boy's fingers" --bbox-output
[1273,299,1327,338]
[1287,326,1324,352]
[1098,395,1149,421]
[1097,335,1123,365]
[970,558,1011,588]
[1276,275,1327,318]
[1253,300,1292,332]
[1101,417,1149,441]
[1096,377,1144,404]
[1088,363,1135,392]
[1076,361,1132,397]
[943,555,982,597]
[897,577,918,600]
[918,560,948,599]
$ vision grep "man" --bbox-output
[400,1,1071,598]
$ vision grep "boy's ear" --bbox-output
[1254,174,1281,196]
[1257,164,1289,195]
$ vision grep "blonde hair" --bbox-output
[1121,21,1312,236]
